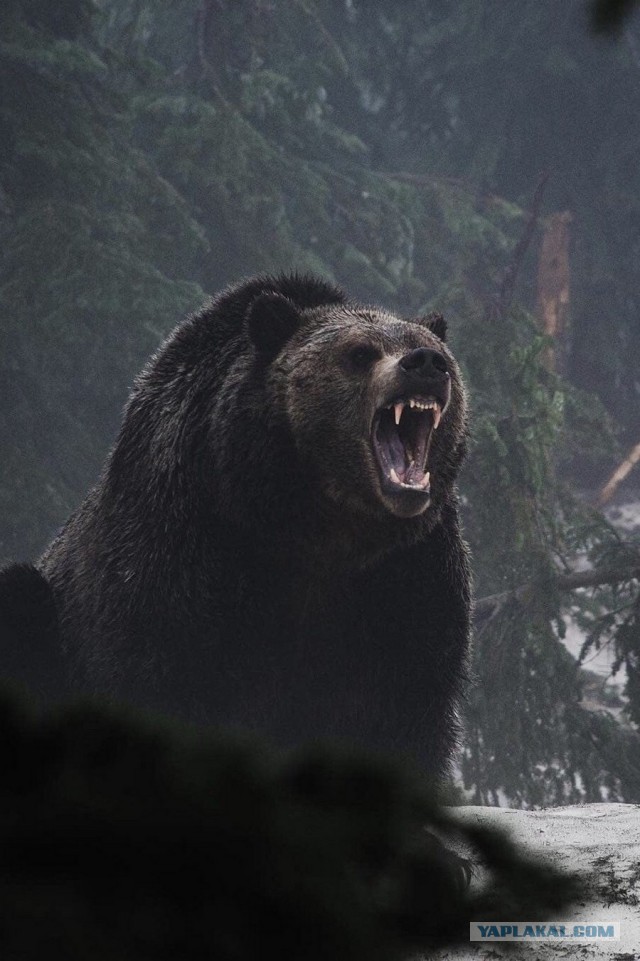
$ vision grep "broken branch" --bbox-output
[596,441,640,507]
[490,171,550,322]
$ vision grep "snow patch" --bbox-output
[433,803,640,960]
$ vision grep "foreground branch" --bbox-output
[474,564,640,625]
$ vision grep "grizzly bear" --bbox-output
[40,274,470,778]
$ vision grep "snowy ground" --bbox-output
[605,498,640,537]
[432,803,640,960]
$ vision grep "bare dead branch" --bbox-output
[292,0,349,73]
[490,171,550,322]
[596,441,640,507]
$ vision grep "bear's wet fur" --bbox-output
[41,274,471,779]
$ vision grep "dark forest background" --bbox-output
[2,0,640,807]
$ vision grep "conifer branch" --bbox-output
[474,563,640,625]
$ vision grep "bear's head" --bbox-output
[245,284,467,523]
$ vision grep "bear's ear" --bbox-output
[416,311,447,342]
[246,292,302,356]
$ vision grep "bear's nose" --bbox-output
[399,347,449,375]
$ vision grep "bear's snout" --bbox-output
[393,347,452,413]
[399,346,449,377]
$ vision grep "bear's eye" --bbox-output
[347,344,381,371]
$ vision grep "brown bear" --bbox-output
[40,274,471,779]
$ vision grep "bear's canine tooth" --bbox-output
[433,407,441,429]
[421,471,431,488]
[394,402,404,426]
[389,468,401,484]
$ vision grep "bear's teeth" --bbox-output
[433,407,441,429]
[421,471,431,488]
[389,468,401,484]
[394,402,404,426]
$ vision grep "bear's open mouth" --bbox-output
[372,397,443,495]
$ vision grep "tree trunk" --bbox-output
[535,211,572,372]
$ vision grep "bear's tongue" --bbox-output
[373,399,440,490]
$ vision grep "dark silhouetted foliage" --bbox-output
[0,686,578,960]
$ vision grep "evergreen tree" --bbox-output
[0,0,206,560]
